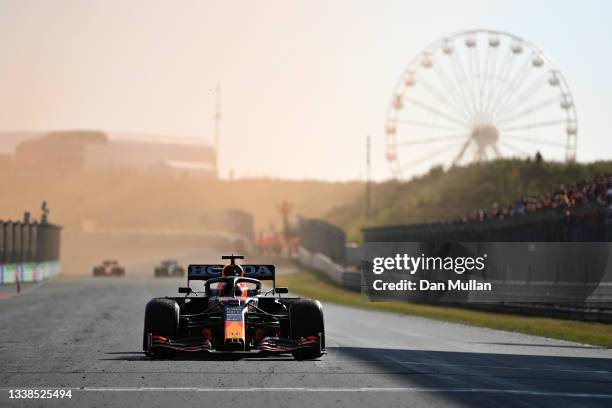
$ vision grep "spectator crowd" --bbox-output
[462,174,612,223]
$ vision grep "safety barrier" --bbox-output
[360,206,612,320]
[297,215,612,320]
[297,218,360,291]
[297,246,361,291]
[0,219,61,285]
[298,217,345,263]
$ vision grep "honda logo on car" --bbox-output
[189,264,274,278]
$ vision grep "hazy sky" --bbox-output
[1,0,610,180]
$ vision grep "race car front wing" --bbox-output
[146,333,322,355]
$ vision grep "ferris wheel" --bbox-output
[385,29,577,178]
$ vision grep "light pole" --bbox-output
[366,136,371,221]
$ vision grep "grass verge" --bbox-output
[278,268,612,348]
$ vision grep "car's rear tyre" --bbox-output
[290,299,325,360]
[143,298,179,358]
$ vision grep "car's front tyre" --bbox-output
[143,298,179,358]
[290,299,325,360]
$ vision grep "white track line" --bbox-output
[3,388,612,398]
[395,360,612,374]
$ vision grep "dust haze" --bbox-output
[0,130,362,275]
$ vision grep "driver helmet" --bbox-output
[219,264,247,297]
[221,264,244,278]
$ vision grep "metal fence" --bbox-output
[0,220,62,284]
[363,205,612,242]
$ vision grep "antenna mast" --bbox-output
[214,83,221,178]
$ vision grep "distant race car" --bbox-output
[93,260,125,277]
[154,259,185,278]
[143,255,325,360]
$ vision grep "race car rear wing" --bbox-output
[187,264,275,281]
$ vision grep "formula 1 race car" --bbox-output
[93,259,125,277]
[154,259,185,278]
[143,255,325,360]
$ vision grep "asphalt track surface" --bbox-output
[1,268,612,408]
